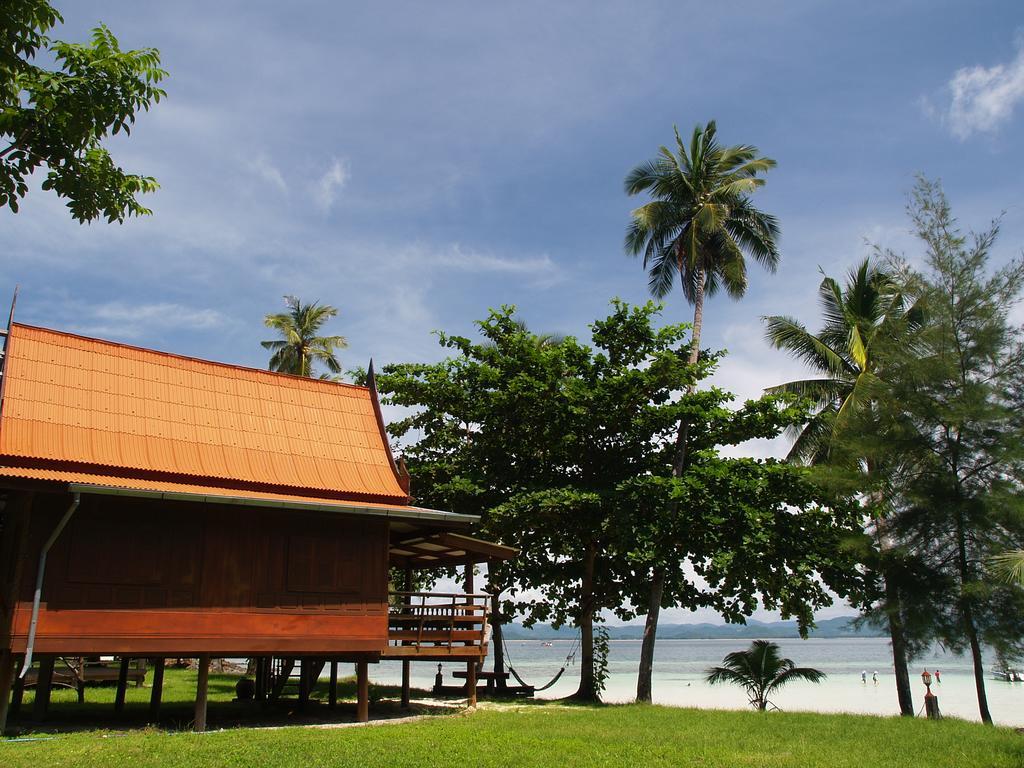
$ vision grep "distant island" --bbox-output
[501,616,886,640]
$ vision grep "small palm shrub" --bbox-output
[705,639,826,711]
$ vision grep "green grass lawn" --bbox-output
[2,669,1021,768]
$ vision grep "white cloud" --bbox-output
[246,152,288,193]
[314,158,349,211]
[426,244,561,282]
[939,38,1024,139]
[68,302,232,340]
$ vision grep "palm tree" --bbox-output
[261,295,348,378]
[764,259,921,462]
[624,121,779,703]
[991,550,1024,584]
[763,258,922,717]
[706,640,825,711]
[625,120,779,366]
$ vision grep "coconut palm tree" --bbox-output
[763,259,921,463]
[991,550,1024,584]
[624,121,779,703]
[261,295,348,378]
[706,640,825,711]
[763,258,922,717]
[625,120,779,365]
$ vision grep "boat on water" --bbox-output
[541,642,553,647]
[992,668,1023,682]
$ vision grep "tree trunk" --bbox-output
[574,540,598,701]
[954,503,992,724]
[868,474,914,718]
[491,591,507,690]
[883,575,915,716]
[964,603,992,725]
[688,267,706,366]
[636,567,664,702]
[635,266,707,702]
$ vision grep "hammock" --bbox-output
[501,631,581,692]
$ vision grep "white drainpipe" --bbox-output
[19,493,81,677]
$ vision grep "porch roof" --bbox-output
[389,531,518,568]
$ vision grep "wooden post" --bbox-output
[114,656,130,712]
[194,655,210,732]
[467,662,478,707]
[329,661,338,708]
[0,650,16,734]
[270,658,294,701]
[298,659,309,711]
[32,655,54,721]
[401,565,412,709]
[253,657,263,702]
[260,657,272,707]
[356,660,369,722]
[491,589,506,691]
[464,563,475,705]
[10,672,25,718]
[149,658,165,721]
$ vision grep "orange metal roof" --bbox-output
[0,323,410,504]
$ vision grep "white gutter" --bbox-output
[19,492,80,677]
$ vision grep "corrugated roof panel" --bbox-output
[0,324,409,504]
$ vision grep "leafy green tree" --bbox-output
[378,302,697,701]
[374,302,865,702]
[706,640,826,711]
[261,295,348,378]
[764,259,924,716]
[1,1,167,222]
[624,121,780,701]
[884,178,1024,725]
[621,458,866,632]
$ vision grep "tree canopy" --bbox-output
[624,120,779,354]
[882,178,1024,724]
[373,301,865,701]
[261,295,348,378]
[1,1,166,222]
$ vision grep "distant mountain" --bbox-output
[501,616,885,640]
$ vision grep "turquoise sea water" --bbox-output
[369,637,1024,726]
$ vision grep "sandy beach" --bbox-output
[368,637,1024,727]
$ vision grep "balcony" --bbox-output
[382,592,490,660]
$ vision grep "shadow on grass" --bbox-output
[6,671,465,736]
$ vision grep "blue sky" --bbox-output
[3,2,1024,621]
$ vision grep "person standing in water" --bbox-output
[935,670,941,683]
[872,671,879,685]
[861,670,867,684]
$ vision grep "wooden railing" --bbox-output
[386,592,490,657]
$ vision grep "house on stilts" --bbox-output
[0,319,515,732]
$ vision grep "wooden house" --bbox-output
[0,321,514,731]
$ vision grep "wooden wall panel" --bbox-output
[5,492,391,655]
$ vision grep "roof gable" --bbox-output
[0,323,409,503]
